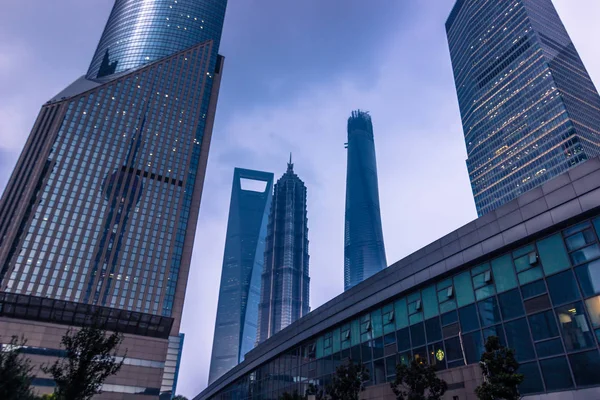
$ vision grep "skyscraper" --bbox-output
[446,0,600,216]
[0,1,227,397]
[209,168,274,384]
[257,156,310,344]
[344,110,387,291]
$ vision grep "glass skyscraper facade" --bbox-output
[87,0,227,80]
[257,158,310,344]
[209,168,274,384]
[0,0,227,397]
[344,110,387,291]
[446,0,600,216]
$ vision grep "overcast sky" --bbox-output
[1,1,600,398]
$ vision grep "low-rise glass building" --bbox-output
[197,157,600,400]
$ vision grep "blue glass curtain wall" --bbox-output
[211,213,600,400]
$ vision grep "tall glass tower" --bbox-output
[209,168,274,384]
[446,0,600,216]
[0,1,227,397]
[344,110,387,291]
[257,156,310,344]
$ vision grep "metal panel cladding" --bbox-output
[446,0,600,216]
[344,110,387,291]
[87,0,227,79]
[209,168,274,384]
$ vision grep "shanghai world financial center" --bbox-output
[0,0,227,397]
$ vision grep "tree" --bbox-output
[305,382,324,400]
[41,323,125,400]
[475,336,524,400]
[326,359,370,400]
[173,396,188,400]
[0,335,37,400]
[391,359,447,400]
[279,391,304,400]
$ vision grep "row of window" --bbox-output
[211,216,600,400]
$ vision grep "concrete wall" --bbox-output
[0,317,168,399]
[359,364,481,400]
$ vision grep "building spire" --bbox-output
[287,152,293,172]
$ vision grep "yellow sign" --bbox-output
[435,349,445,361]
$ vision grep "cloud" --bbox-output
[177,1,600,397]
[3,1,600,399]
[178,2,477,396]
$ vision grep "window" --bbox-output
[360,342,372,362]
[478,297,501,327]
[521,280,546,299]
[373,359,385,384]
[519,361,544,394]
[371,310,383,339]
[546,270,580,306]
[350,345,361,362]
[428,342,446,371]
[372,337,384,360]
[535,338,563,358]
[437,278,456,313]
[462,331,483,364]
[458,304,479,332]
[408,299,423,325]
[385,355,396,378]
[524,294,551,314]
[444,336,463,364]
[410,323,425,347]
[498,289,524,320]
[454,271,475,307]
[383,332,396,346]
[472,263,495,300]
[518,267,544,285]
[514,253,536,273]
[482,324,505,346]
[565,228,595,251]
[556,302,595,351]
[504,318,535,361]
[441,310,458,326]
[528,310,559,341]
[396,328,410,351]
[398,351,410,366]
[538,234,571,275]
[382,304,396,335]
[540,356,573,391]
[568,350,600,386]
[575,259,600,296]
[571,244,600,265]
[422,285,439,319]
[585,295,600,328]
[394,298,408,330]
[491,254,518,293]
[425,318,442,343]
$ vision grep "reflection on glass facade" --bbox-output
[344,110,387,291]
[209,168,274,384]
[0,41,214,315]
[446,0,600,216]
[0,0,228,397]
[205,214,600,400]
[257,157,310,344]
[160,333,185,399]
[88,0,227,79]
